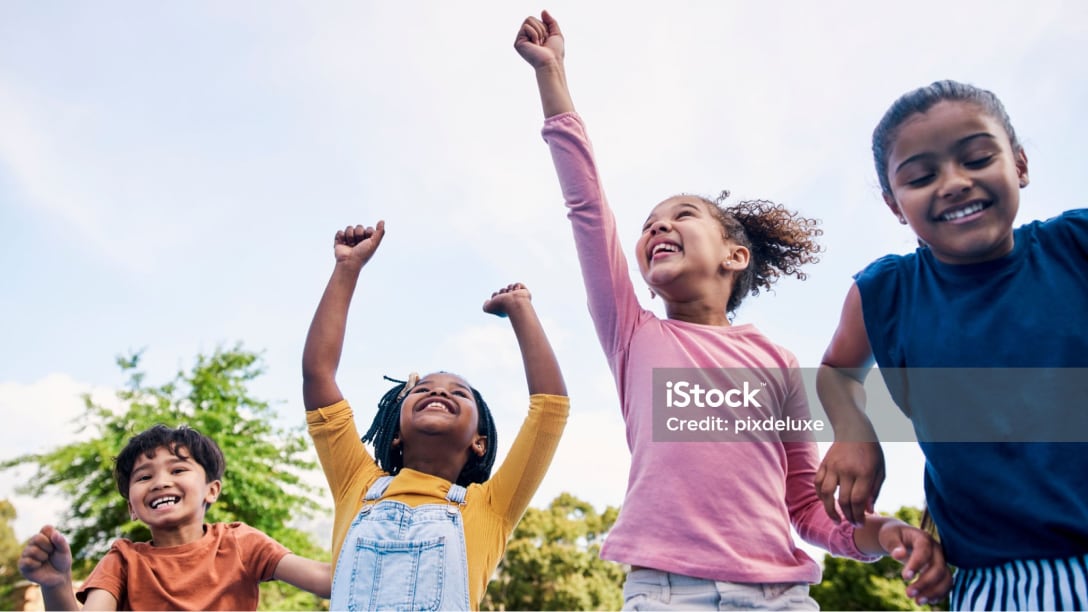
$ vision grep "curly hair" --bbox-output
[696,190,823,314]
[362,374,498,487]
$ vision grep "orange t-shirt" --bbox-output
[77,522,289,610]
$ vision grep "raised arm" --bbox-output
[814,283,884,527]
[302,222,386,411]
[515,10,574,118]
[482,283,566,397]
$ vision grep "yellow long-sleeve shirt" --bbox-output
[306,394,569,609]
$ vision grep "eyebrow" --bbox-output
[894,132,999,174]
[131,455,192,475]
[417,379,473,393]
[643,201,704,224]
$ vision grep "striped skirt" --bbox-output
[952,553,1088,611]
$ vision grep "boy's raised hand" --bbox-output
[19,525,73,587]
[334,221,385,267]
[483,282,532,318]
[515,10,564,68]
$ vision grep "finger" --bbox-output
[912,563,954,606]
[814,464,842,523]
[542,10,562,36]
[370,220,386,246]
[50,529,71,559]
[848,474,874,527]
[870,468,886,513]
[837,476,860,526]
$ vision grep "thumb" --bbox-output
[541,10,562,36]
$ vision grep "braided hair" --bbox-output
[361,374,499,487]
[698,190,823,315]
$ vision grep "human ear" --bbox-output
[204,480,222,505]
[1016,149,1029,188]
[883,193,908,224]
[127,501,137,521]
[472,436,487,457]
[722,245,750,273]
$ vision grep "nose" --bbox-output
[938,164,972,199]
[648,219,671,235]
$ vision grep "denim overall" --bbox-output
[330,475,472,611]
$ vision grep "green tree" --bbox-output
[484,492,624,611]
[0,346,329,611]
[0,500,22,611]
[811,506,948,611]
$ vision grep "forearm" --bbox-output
[302,261,363,409]
[816,364,877,441]
[505,302,567,396]
[40,580,80,611]
[852,515,898,556]
[535,61,575,118]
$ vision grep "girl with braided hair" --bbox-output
[515,10,949,610]
[302,221,568,611]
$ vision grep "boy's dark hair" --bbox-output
[362,374,498,487]
[114,424,226,500]
[872,79,1022,195]
[696,191,823,315]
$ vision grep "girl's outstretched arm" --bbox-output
[483,283,567,397]
[515,10,575,119]
[302,222,386,411]
[815,283,884,527]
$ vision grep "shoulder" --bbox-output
[854,252,915,284]
[1022,208,1088,247]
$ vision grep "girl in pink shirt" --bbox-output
[515,11,951,610]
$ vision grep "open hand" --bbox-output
[483,282,532,318]
[334,221,386,267]
[18,525,72,588]
[515,10,565,69]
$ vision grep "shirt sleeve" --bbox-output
[76,544,126,604]
[306,400,384,510]
[480,394,569,531]
[231,522,292,582]
[779,367,882,562]
[541,112,647,362]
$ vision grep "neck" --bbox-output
[402,453,467,485]
[663,297,732,327]
[149,521,206,548]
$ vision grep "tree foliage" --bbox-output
[484,492,624,611]
[0,346,329,610]
[811,506,948,611]
[0,500,22,611]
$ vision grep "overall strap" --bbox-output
[445,483,468,504]
[363,475,395,501]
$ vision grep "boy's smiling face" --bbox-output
[127,445,220,539]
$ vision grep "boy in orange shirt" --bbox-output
[18,424,330,610]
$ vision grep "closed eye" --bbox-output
[906,173,935,187]
[964,155,994,169]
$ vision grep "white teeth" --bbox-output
[652,243,679,255]
[940,202,986,221]
[150,496,179,509]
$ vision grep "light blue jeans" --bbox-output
[330,475,471,611]
[622,568,819,610]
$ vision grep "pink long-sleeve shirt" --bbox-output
[542,112,876,583]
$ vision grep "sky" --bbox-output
[2,0,1086,563]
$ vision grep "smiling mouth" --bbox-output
[936,201,990,222]
[417,399,456,414]
[150,496,180,510]
[649,242,681,260]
